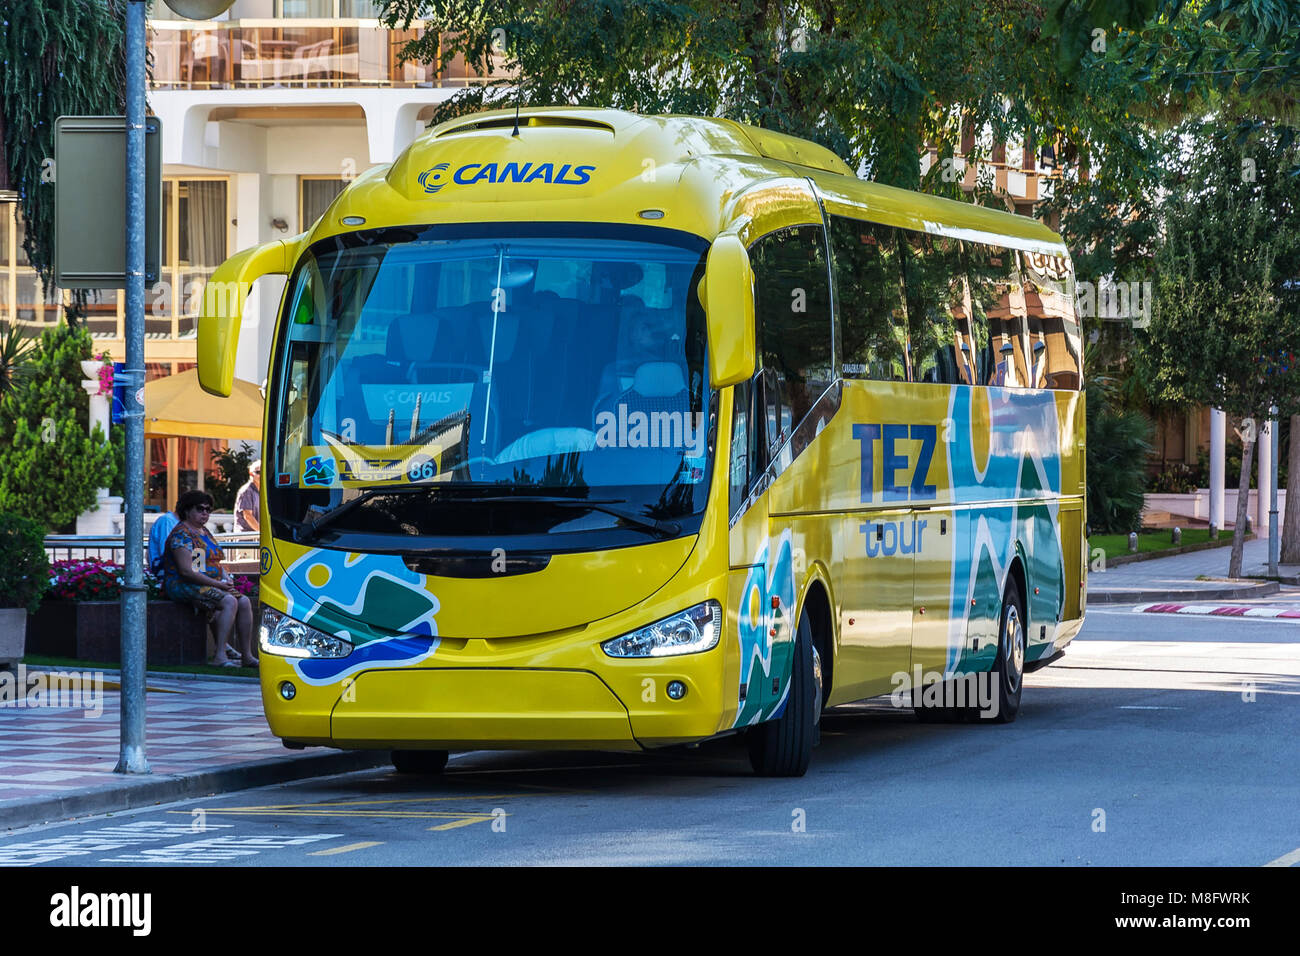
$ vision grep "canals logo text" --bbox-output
[419,161,596,194]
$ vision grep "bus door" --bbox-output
[839,496,915,700]
[727,376,790,726]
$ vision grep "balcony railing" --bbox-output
[149,21,502,90]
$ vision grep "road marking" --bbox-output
[1117,705,1182,710]
[1133,603,1300,621]
[428,816,494,831]
[1264,846,1300,867]
[171,790,572,830]
[309,841,383,856]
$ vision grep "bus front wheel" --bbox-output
[392,749,449,774]
[747,613,820,777]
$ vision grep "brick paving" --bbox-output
[0,672,282,808]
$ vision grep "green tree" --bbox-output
[377,1,1144,191]
[0,323,114,530]
[1141,120,1300,577]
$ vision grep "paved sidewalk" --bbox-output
[1088,537,1289,603]
[0,668,388,832]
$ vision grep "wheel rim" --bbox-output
[1003,605,1024,693]
[811,643,823,723]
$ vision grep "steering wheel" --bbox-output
[495,427,598,464]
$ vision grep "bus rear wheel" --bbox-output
[392,749,449,774]
[747,613,820,777]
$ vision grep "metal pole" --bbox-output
[1270,405,1280,578]
[116,0,150,775]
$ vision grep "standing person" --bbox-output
[235,460,261,533]
[162,490,257,668]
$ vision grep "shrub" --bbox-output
[0,512,50,614]
[1149,461,1198,495]
[1086,359,1154,534]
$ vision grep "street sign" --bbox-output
[53,115,162,289]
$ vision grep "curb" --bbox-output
[1100,534,1253,567]
[21,664,259,685]
[0,749,393,833]
[1087,581,1280,605]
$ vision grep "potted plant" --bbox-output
[0,512,50,668]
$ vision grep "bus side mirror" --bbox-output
[197,240,291,397]
[703,233,757,389]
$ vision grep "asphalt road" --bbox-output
[3,602,1298,867]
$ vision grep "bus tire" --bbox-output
[392,749,449,774]
[747,613,818,777]
[989,578,1025,723]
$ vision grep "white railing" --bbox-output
[45,531,260,567]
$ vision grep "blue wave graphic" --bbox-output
[292,634,438,686]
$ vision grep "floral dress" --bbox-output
[162,523,230,612]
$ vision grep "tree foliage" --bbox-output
[0,323,115,530]
[1140,119,1300,574]
[378,1,1143,192]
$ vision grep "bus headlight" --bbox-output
[601,600,722,658]
[259,607,353,659]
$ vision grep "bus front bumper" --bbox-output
[260,657,728,752]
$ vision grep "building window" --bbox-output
[300,176,348,230]
[153,178,231,339]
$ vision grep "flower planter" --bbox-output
[0,608,26,668]
[26,600,215,666]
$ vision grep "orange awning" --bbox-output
[144,368,263,441]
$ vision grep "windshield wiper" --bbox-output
[294,485,435,543]
[468,495,682,537]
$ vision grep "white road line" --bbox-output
[1264,846,1300,867]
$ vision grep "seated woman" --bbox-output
[162,490,257,668]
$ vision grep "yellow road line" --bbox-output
[1264,846,1300,867]
[182,794,528,812]
[428,816,494,831]
[309,841,383,857]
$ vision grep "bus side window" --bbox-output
[1021,251,1082,390]
[898,229,968,385]
[827,216,907,382]
[748,225,833,454]
[966,243,1029,388]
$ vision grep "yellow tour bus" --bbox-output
[198,107,1086,777]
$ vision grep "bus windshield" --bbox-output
[267,223,713,543]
